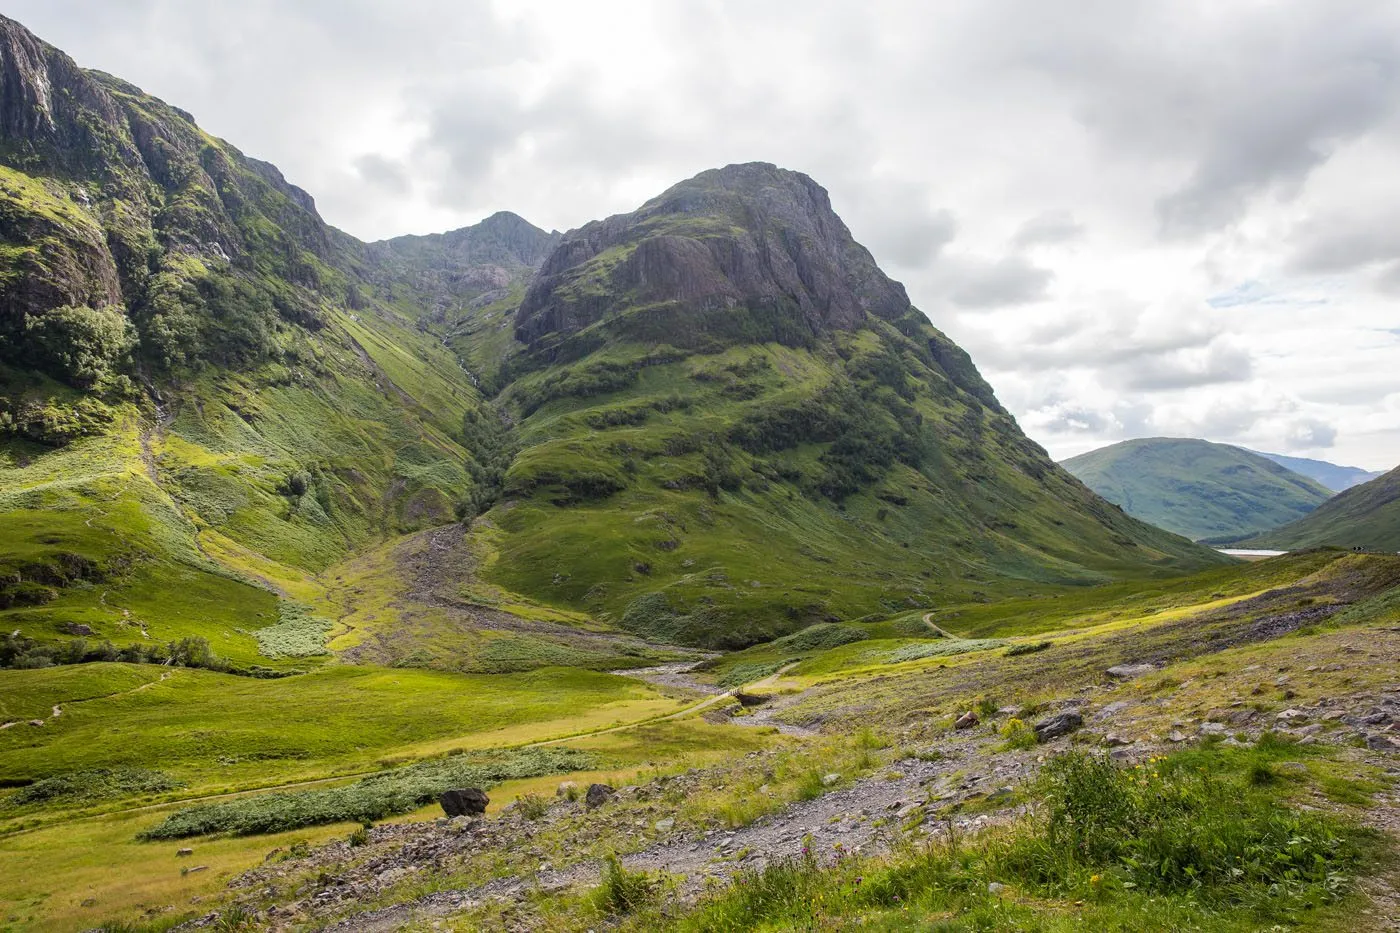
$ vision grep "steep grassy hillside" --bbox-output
[452,165,1226,648]
[0,14,516,667]
[1062,438,1332,541]
[1252,450,1385,492]
[1242,464,1400,551]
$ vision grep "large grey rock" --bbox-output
[1033,711,1083,742]
[1106,663,1156,681]
[439,787,489,817]
[585,783,615,809]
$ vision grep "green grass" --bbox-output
[614,744,1377,932]
[0,663,681,814]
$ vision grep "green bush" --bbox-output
[1005,640,1051,657]
[6,768,182,807]
[139,747,592,839]
[254,602,334,659]
[22,304,134,389]
[591,854,658,915]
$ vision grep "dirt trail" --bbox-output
[922,611,962,640]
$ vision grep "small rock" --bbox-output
[63,622,93,636]
[1093,701,1129,722]
[1102,732,1130,747]
[1033,711,1083,742]
[988,881,1006,895]
[1294,724,1324,737]
[439,788,489,817]
[181,865,208,875]
[1277,709,1308,723]
[1106,663,1155,680]
[27,719,43,727]
[1166,730,1188,743]
[821,773,842,787]
[176,848,194,858]
[1199,722,1227,736]
[556,781,578,798]
[654,818,675,833]
[954,711,979,730]
[1366,734,1399,752]
[585,783,615,809]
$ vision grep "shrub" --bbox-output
[1005,641,1051,657]
[994,751,1362,900]
[998,718,1037,751]
[591,855,658,915]
[255,602,334,659]
[23,304,134,389]
[140,747,592,839]
[7,768,182,807]
[516,793,550,820]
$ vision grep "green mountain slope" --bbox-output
[1250,450,1384,492]
[449,164,1225,647]
[1241,464,1400,551]
[0,14,495,666]
[1061,438,1332,541]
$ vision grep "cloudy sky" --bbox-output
[11,0,1400,470]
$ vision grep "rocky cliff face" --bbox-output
[367,211,558,314]
[0,12,357,383]
[516,163,913,350]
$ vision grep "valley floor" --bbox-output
[3,550,1395,931]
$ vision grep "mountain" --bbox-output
[1250,450,1384,492]
[0,14,501,667]
[0,12,1223,664]
[1240,464,1400,551]
[1061,438,1332,541]
[457,164,1225,647]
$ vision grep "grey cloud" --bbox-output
[975,0,1400,238]
[353,154,411,195]
[943,255,1054,309]
[1011,211,1084,248]
[1108,341,1253,392]
[1284,418,1338,450]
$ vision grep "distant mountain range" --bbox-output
[1061,438,1333,541]
[1248,451,1385,493]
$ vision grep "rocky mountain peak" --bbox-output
[514,162,914,350]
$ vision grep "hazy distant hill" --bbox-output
[1062,438,1332,541]
[1250,450,1384,492]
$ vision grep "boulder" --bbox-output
[821,773,842,787]
[63,622,93,636]
[176,848,193,858]
[1033,711,1083,742]
[654,817,675,833]
[555,780,579,798]
[954,711,979,730]
[1106,663,1155,681]
[585,783,615,809]
[1276,708,1308,723]
[439,787,489,817]
[733,691,770,707]
[1366,734,1399,752]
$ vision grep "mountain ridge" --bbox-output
[1240,463,1400,551]
[1062,437,1332,541]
